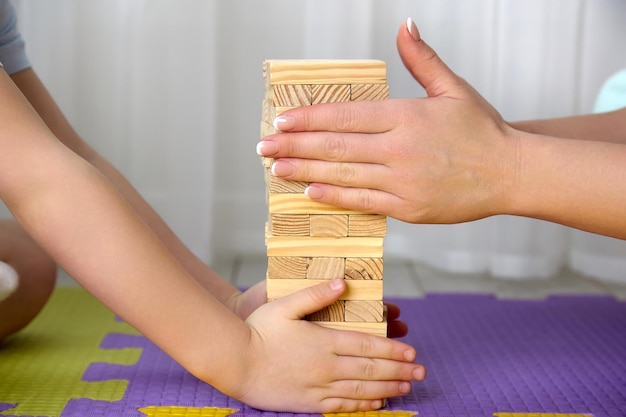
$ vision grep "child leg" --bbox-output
[0,219,57,340]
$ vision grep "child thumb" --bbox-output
[277,278,346,320]
[397,18,460,98]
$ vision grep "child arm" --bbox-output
[0,68,425,413]
[509,107,626,144]
[9,67,243,313]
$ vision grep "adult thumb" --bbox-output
[274,278,346,320]
[397,18,461,98]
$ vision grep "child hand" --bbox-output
[226,280,267,320]
[220,278,426,413]
[385,301,409,338]
[227,281,409,339]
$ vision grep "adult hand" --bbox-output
[224,278,426,413]
[257,18,520,224]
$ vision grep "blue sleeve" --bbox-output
[0,0,31,74]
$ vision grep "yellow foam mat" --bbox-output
[0,287,140,416]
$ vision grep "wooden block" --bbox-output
[351,84,390,101]
[262,59,390,337]
[311,84,350,104]
[261,99,276,125]
[345,300,384,322]
[345,257,383,280]
[260,121,277,139]
[270,214,310,236]
[275,106,298,115]
[272,84,312,107]
[266,236,383,257]
[268,175,308,194]
[348,214,387,237]
[264,166,272,193]
[261,156,273,169]
[269,193,365,214]
[310,214,348,237]
[267,257,308,279]
[265,60,387,85]
[307,257,345,279]
[306,301,344,322]
[267,278,383,300]
[313,321,387,337]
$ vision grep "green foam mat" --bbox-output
[0,287,140,416]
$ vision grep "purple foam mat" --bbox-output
[31,294,626,416]
[394,294,626,416]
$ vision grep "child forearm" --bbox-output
[6,143,249,381]
[0,68,245,383]
[9,68,242,308]
[509,107,626,144]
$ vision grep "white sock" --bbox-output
[0,261,18,302]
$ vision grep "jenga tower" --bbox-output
[260,60,389,337]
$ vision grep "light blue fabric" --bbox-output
[594,69,626,113]
[0,0,30,74]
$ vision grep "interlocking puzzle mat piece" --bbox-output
[0,287,141,416]
[323,412,415,417]
[138,406,238,416]
[2,287,624,417]
[392,294,626,417]
[493,414,593,417]
[137,409,414,417]
[58,328,418,417]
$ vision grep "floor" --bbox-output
[58,254,626,300]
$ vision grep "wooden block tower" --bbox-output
[260,60,389,337]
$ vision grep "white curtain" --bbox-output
[7,0,626,283]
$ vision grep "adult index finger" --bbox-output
[272,100,398,134]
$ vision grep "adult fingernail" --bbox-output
[406,17,420,42]
[273,115,295,131]
[304,185,323,199]
[271,160,294,176]
[256,140,278,156]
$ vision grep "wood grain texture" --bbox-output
[345,300,384,322]
[270,214,310,236]
[266,236,383,257]
[269,193,365,214]
[264,59,387,85]
[310,214,349,237]
[266,278,383,300]
[351,84,390,101]
[306,257,345,279]
[348,214,387,237]
[268,175,308,194]
[306,301,345,322]
[313,321,387,337]
[272,84,312,106]
[267,256,308,279]
[345,257,383,280]
[311,84,350,104]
